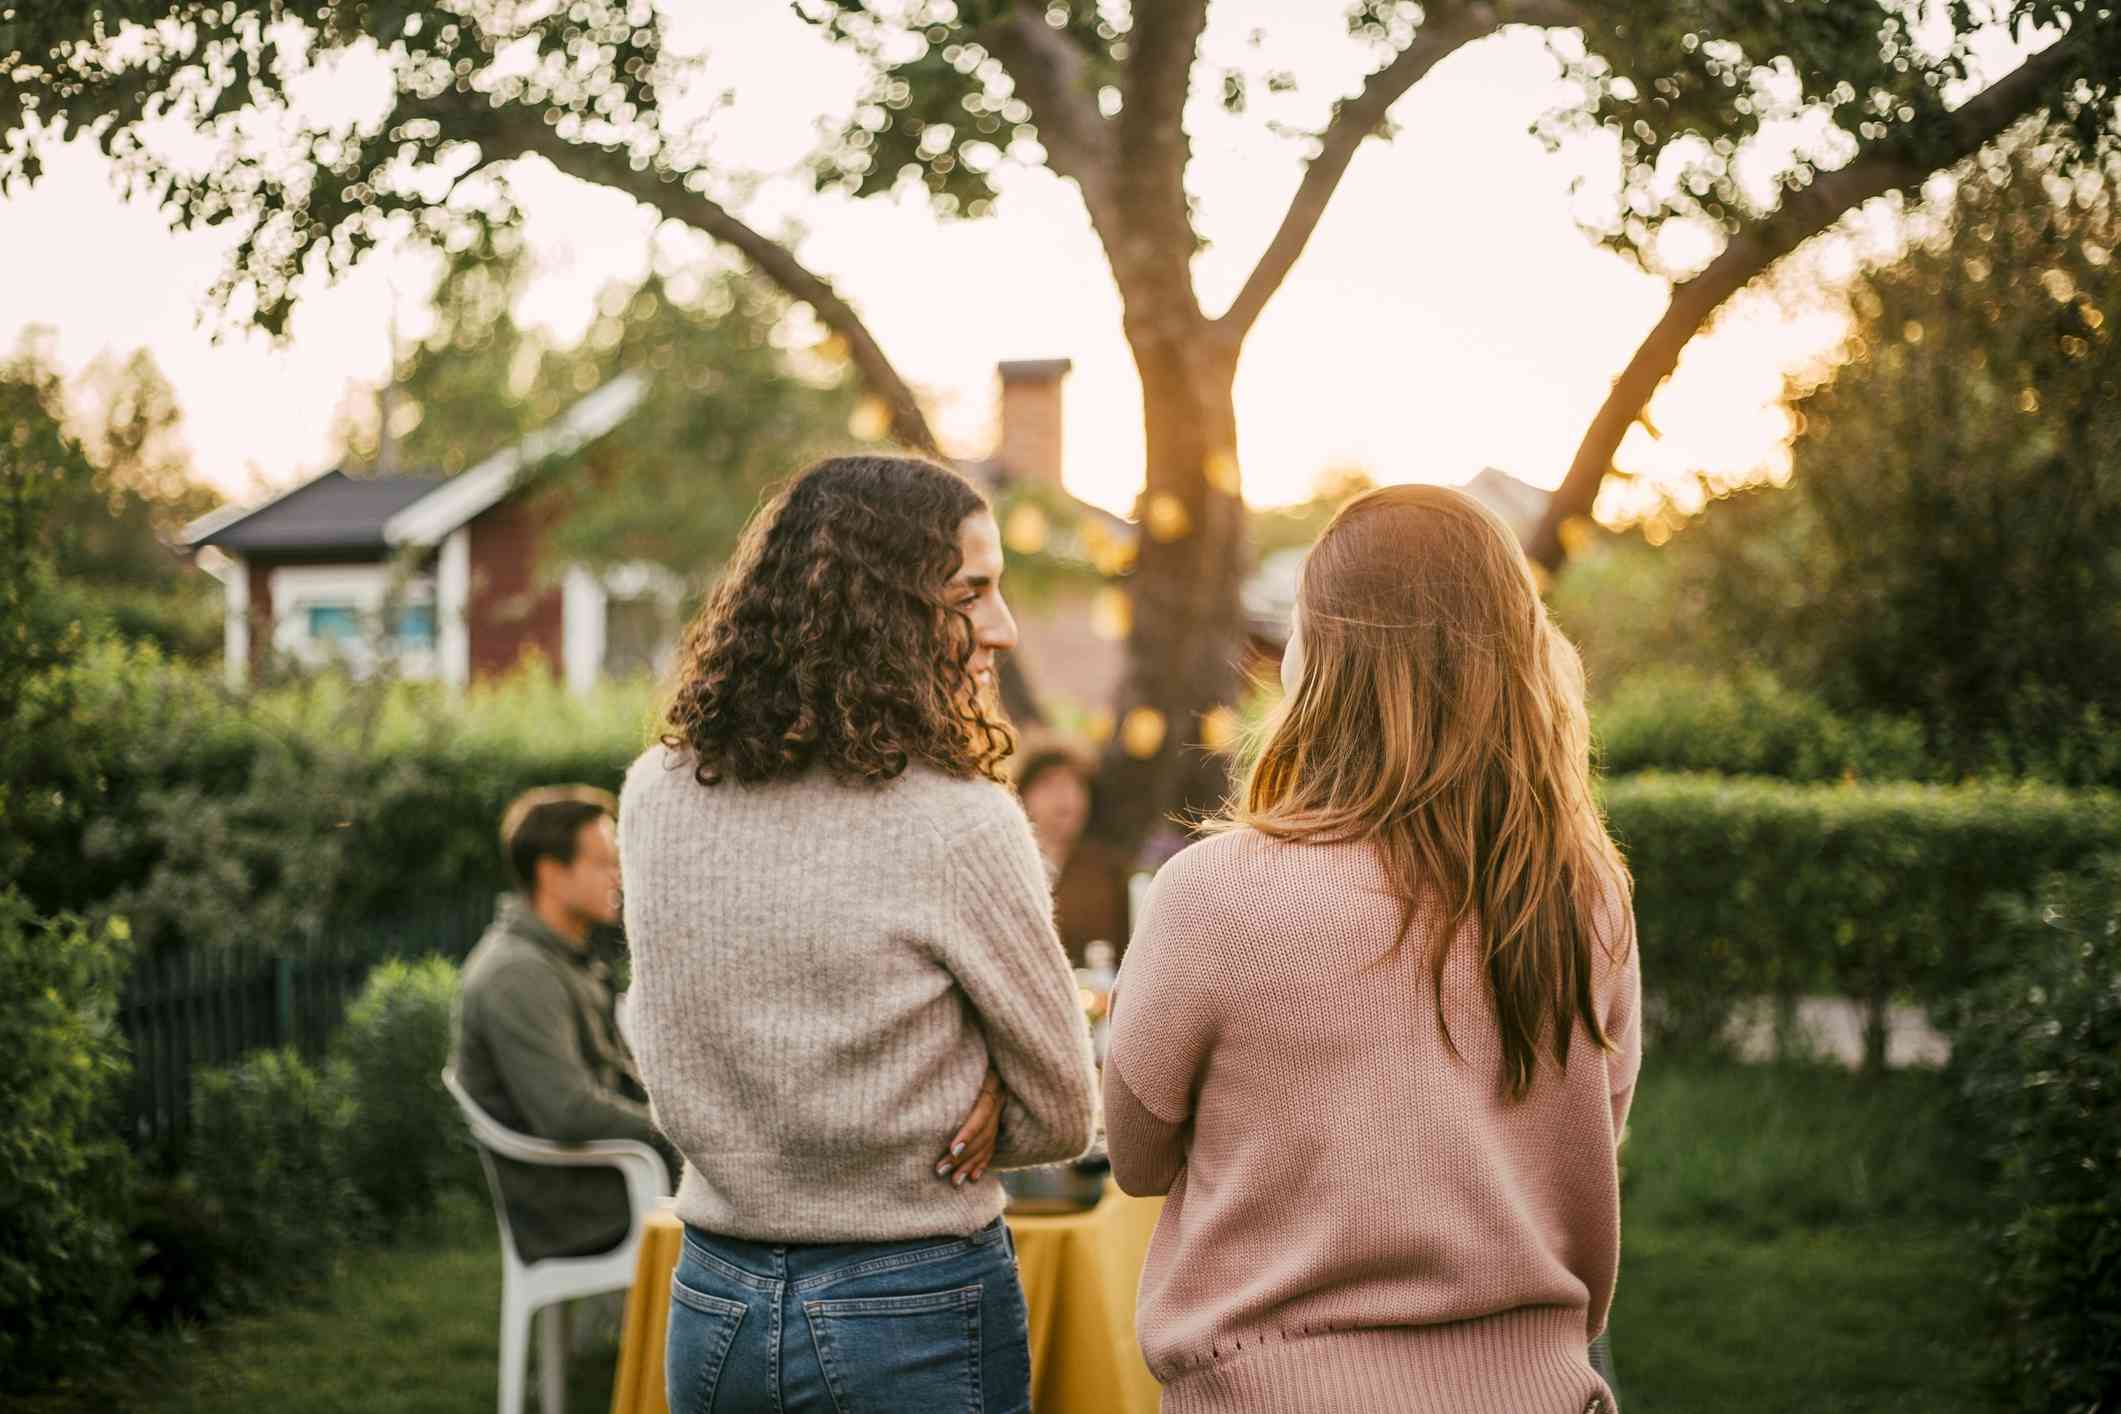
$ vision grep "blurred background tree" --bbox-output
[0,330,219,670]
[333,240,868,581]
[0,332,81,698]
[1552,130,2121,786]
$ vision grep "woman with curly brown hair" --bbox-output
[618,454,1097,1414]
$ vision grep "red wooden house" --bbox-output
[181,374,670,692]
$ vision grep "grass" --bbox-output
[13,1199,621,1414]
[15,1061,1995,1414]
[1611,1060,1992,1412]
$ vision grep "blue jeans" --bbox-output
[666,1216,1032,1414]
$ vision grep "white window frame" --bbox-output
[268,564,439,681]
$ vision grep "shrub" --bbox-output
[329,737,631,925]
[1593,667,1931,782]
[334,956,475,1230]
[184,1048,365,1310]
[127,1171,250,1328]
[2,637,261,922]
[0,892,137,1391]
[1947,683,2121,794]
[1949,856,2121,1407]
[1603,775,2121,1059]
[8,642,643,950]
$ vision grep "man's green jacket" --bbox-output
[452,894,668,1261]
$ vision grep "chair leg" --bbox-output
[538,1301,568,1414]
[498,1287,529,1414]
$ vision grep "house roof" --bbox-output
[181,373,650,559]
[184,470,447,554]
[1238,471,1554,652]
[384,371,647,549]
[997,358,1073,383]
[1462,467,1551,544]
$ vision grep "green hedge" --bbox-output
[1591,666,2121,789]
[0,893,138,1391]
[1604,775,2121,1058]
[6,641,644,949]
[1948,856,2121,1406]
[1594,667,1933,782]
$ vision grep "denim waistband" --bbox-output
[680,1216,1007,1295]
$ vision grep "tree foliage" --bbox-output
[1528,0,2121,562]
[337,238,870,578]
[1586,136,2121,784]
[0,330,87,696]
[0,330,218,678]
[1544,2,2121,263]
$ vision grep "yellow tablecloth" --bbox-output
[611,1184,1164,1414]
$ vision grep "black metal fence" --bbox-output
[116,893,497,1157]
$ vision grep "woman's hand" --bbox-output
[936,1068,1004,1187]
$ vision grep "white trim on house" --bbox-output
[268,563,438,680]
[437,528,472,688]
[561,566,607,699]
[602,561,684,602]
[383,372,649,550]
[212,549,250,691]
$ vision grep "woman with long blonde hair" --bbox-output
[1106,483,1640,1413]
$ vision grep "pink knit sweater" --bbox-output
[1106,829,1640,1414]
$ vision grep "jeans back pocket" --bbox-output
[668,1276,748,1414]
[802,1283,983,1414]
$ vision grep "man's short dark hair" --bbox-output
[500,786,618,894]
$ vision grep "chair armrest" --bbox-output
[441,1068,674,1241]
[551,1139,671,1240]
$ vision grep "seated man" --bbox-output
[453,785,673,1262]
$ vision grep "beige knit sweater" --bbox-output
[1107,829,1641,1414]
[618,747,1098,1243]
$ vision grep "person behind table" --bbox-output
[620,454,1097,1413]
[1105,483,1641,1413]
[452,786,676,1263]
[1016,744,1093,883]
[1015,739,1134,965]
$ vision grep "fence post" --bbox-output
[275,955,297,1048]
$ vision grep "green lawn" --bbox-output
[14,1199,622,1414]
[18,1061,1994,1414]
[1611,1060,1992,1412]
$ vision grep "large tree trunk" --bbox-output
[1087,327,1250,859]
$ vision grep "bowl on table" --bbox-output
[1000,1153,1110,1214]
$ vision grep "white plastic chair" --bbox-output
[442,1068,672,1414]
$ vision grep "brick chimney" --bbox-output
[996,358,1071,488]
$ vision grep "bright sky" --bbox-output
[0,0,1859,517]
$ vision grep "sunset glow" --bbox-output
[0,1,1852,521]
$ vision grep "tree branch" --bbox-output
[1113,0,1209,307]
[442,103,941,456]
[979,3,1119,228]
[1219,1,1578,337]
[1527,32,2082,569]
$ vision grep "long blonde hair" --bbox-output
[1226,483,1630,1100]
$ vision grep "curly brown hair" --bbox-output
[660,455,1016,787]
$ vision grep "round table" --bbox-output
[609,1183,1165,1414]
